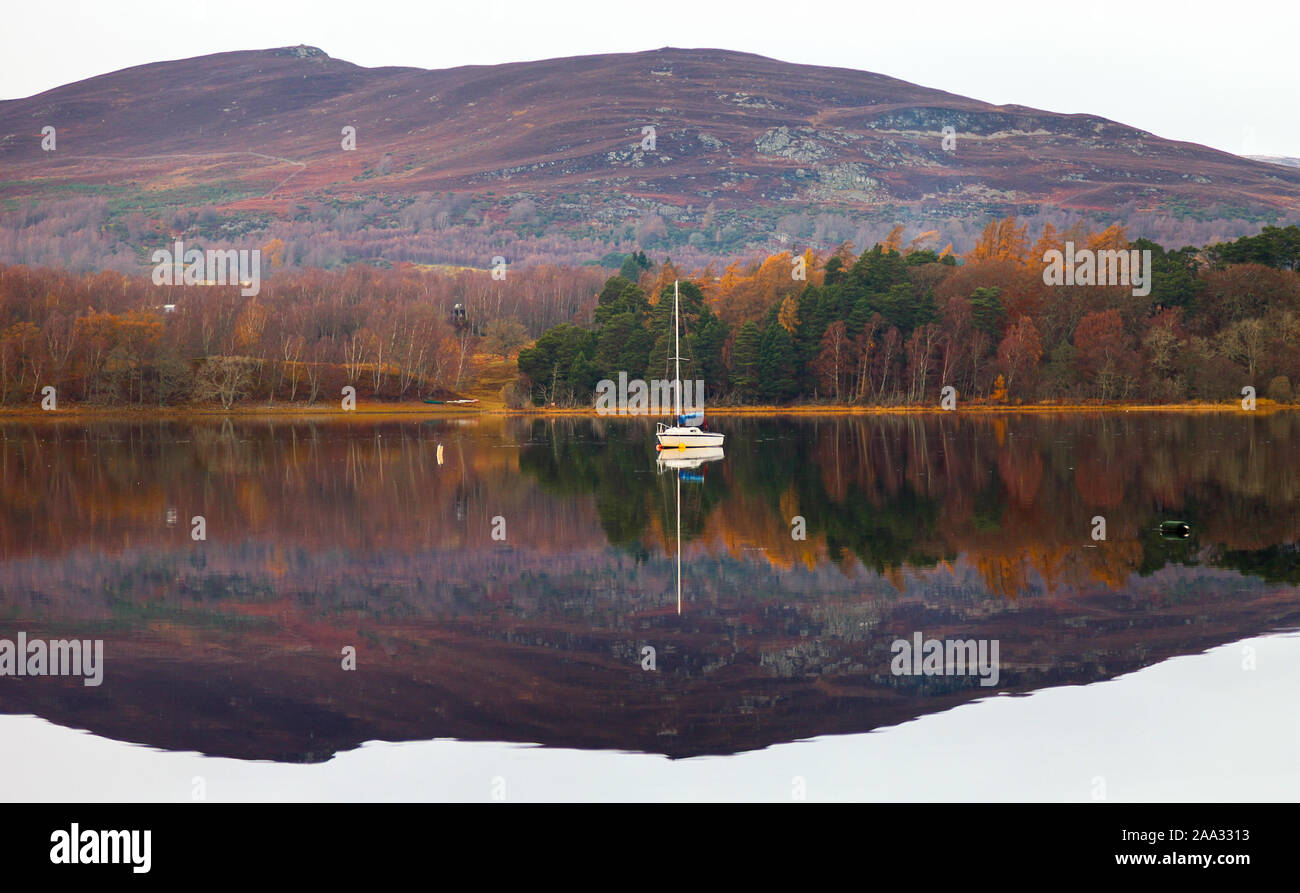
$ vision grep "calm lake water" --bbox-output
[1,413,1299,801]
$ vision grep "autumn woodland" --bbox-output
[2,219,1297,411]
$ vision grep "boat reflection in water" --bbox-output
[655,445,724,475]
[656,446,724,613]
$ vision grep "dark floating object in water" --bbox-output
[1159,520,1191,538]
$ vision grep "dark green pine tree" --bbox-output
[595,312,653,381]
[878,282,935,334]
[517,324,596,402]
[847,296,876,336]
[969,287,1006,341]
[594,276,649,327]
[567,352,600,400]
[617,251,653,283]
[792,285,827,371]
[850,245,909,294]
[823,255,847,286]
[647,332,672,382]
[1134,238,1202,310]
[617,256,641,282]
[691,309,728,398]
[758,320,798,403]
[654,279,706,319]
[730,321,762,401]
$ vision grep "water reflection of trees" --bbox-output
[3,413,1300,596]
[515,413,1300,590]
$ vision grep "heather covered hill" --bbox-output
[2,46,1298,270]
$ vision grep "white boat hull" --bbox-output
[656,426,724,448]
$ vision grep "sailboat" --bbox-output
[656,280,724,450]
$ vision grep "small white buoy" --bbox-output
[436,444,444,466]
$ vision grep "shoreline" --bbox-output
[0,400,1292,421]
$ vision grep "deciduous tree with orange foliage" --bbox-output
[967,217,1030,265]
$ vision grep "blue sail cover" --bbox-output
[676,411,704,427]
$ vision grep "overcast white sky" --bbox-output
[2,0,1296,157]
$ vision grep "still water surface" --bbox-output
[1,414,1298,800]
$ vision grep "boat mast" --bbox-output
[673,280,683,613]
[673,279,681,418]
[676,471,682,615]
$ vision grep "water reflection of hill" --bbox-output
[1,414,1299,761]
